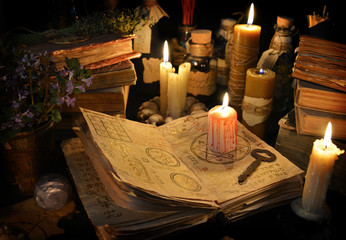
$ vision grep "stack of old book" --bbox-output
[61,108,303,239]
[28,34,141,128]
[292,35,346,140]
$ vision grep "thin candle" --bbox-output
[160,40,174,117]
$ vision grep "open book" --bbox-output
[62,108,303,238]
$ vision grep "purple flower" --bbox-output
[58,69,67,77]
[51,83,58,90]
[76,84,85,93]
[23,109,34,118]
[14,114,22,123]
[82,77,93,87]
[66,79,74,95]
[65,96,76,107]
[57,97,65,105]
[18,89,29,101]
[12,101,19,108]
[21,54,28,64]
[15,65,25,79]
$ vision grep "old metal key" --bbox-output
[238,149,276,184]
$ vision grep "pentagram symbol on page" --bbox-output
[190,133,251,164]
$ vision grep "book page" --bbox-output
[158,113,304,204]
[61,138,212,233]
[80,108,217,206]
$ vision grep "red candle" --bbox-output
[208,93,237,153]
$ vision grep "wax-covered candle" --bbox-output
[167,62,191,119]
[229,3,261,107]
[208,93,237,153]
[242,68,275,128]
[160,40,174,117]
[302,122,344,214]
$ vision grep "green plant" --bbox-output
[0,46,92,144]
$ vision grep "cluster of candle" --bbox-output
[158,5,344,223]
[160,41,191,119]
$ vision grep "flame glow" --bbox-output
[247,3,254,25]
[163,40,169,63]
[259,68,264,74]
[222,93,229,108]
[323,122,332,148]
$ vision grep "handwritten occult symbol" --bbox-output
[190,133,251,164]
[146,148,180,167]
[87,115,131,142]
[170,173,202,192]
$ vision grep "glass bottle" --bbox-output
[213,18,236,88]
[184,29,217,106]
[258,16,296,113]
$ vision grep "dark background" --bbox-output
[1,0,345,46]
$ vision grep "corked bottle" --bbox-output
[185,29,217,105]
[214,18,236,88]
[257,16,296,113]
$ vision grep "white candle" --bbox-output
[160,40,174,117]
[302,122,344,213]
[208,93,237,153]
[167,62,191,119]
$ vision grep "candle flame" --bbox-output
[222,93,229,108]
[163,40,169,63]
[259,68,264,74]
[247,3,254,25]
[323,122,332,148]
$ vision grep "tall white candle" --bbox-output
[160,40,174,117]
[167,62,191,119]
[302,122,344,213]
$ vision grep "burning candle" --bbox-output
[208,93,237,153]
[160,40,174,117]
[232,4,261,47]
[242,68,275,127]
[229,3,261,107]
[167,62,191,119]
[302,122,344,215]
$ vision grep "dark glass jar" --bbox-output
[184,29,217,106]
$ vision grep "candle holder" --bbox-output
[291,197,331,222]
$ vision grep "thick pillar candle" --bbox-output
[208,93,237,153]
[302,122,344,213]
[242,68,275,127]
[229,3,261,107]
[160,40,174,117]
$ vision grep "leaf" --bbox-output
[65,57,81,71]
[51,109,62,123]
[30,102,43,113]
